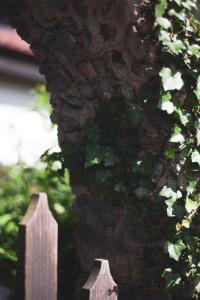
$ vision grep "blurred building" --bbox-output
[0,24,44,106]
[0,23,57,165]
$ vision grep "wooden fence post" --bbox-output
[83,259,118,300]
[17,193,58,300]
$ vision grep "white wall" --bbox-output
[0,77,58,166]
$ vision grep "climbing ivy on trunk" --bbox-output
[81,0,200,297]
[156,0,200,297]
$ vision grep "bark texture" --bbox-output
[1,1,175,298]
[3,0,157,146]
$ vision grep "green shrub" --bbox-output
[0,161,76,288]
[0,84,80,298]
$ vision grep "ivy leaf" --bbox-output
[166,240,186,261]
[160,186,182,217]
[165,198,177,217]
[157,17,171,29]
[195,75,200,99]
[191,150,200,166]
[186,181,197,196]
[170,125,185,143]
[175,108,190,126]
[182,1,197,10]
[95,170,112,184]
[134,187,149,199]
[174,0,182,5]
[155,0,167,19]
[85,144,102,167]
[165,40,186,54]
[185,197,199,213]
[114,182,127,193]
[128,106,142,124]
[159,30,171,42]
[159,186,178,198]
[104,148,119,167]
[165,147,175,159]
[169,9,186,21]
[195,281,200,294]
[195,120,200,146]
[160,68,184,91]
[180,144,192,159]
[182,218,190,229]
[162,268,181,289]
[159,91,175,114]
[197,130,200,146]
[188,44,200,57]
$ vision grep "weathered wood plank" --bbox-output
[83,259,118,300]
[17,193,58,300]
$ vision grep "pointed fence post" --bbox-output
[83,259,118,300]
[17,193,58,300]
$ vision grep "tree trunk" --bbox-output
[1,0,180,299]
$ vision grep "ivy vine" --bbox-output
[156,0,200,297]
[79,0,200,296]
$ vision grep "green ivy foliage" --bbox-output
[81,97,168,242]
[69,0,200,297]
[155,0,200,297]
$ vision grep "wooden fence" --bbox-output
[17,193,118,300]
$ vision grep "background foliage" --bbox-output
[0,87,79,299]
